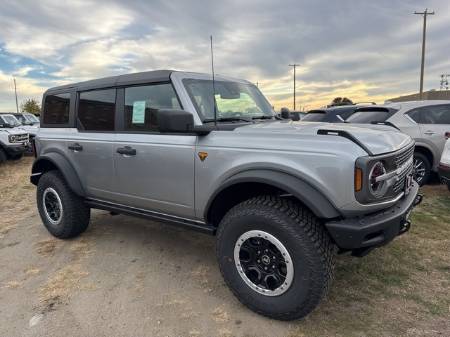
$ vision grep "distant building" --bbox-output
[386,90,450,103]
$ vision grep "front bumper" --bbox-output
[325,182,422,256]
[439,164,450,184]
[4,144,27,156]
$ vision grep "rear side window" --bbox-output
[43,93,70,124]
[77,89,116,131]
[407,105,450,124]
[124,83,181,132]
[346,109,391,123]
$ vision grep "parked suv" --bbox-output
[346,101,450,185]
[1,112,40,140]
[31,70,422,320]
[0,115,29,163]
[439,133,450,191]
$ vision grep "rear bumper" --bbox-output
[439,163,450,184]
[325,182,422,255]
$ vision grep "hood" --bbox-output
[0,127,28,135]
[233,121,412,155]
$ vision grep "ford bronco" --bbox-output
[31,70,422,320]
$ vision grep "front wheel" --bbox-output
[413,153,431,186]
[216,196,335,321]
[37,170,90,239]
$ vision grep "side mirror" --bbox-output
[292,112,301,121]
[280,107,291,119]
[157,109,194,133]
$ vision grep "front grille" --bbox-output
[10,133,29,143]
[393,145,414,193]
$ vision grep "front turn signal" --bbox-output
[355,167,363,192]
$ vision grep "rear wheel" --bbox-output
[37,170,90,239]
[216,195,335,321]
[413,153,431,186]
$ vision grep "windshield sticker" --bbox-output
[132,101,146,124]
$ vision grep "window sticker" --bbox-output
[132,101,146,124]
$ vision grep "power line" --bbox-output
[414,8,435,99]
[288,64,300,110]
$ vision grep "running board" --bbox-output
[86,199,215,235]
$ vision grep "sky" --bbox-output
[0,0,449,112]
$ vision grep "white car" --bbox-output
[439,133,450,191]
[0,115,29,162]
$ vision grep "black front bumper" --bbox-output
[4,144,27,156]
[325,182,422,255]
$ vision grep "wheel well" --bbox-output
[415,146,433,166]
[31,159,58,185]
[207,182,299,227]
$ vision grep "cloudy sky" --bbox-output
[0,0,449,111]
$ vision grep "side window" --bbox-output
[410,105,450,125]
[124,83,181,132]
[77,89,116,131]
[43,93,70,124]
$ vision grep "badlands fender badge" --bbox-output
[198,152,208,161]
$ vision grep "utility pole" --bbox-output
[414,9,435,99]
[13,78,19,113]
[288,64,300,110]
[440,74,449,90]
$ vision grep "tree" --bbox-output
[21,99,41,115]
[330,97,354,106]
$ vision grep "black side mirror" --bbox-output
[157,109,194,133]
[280,107,291,119]
[292,112,301,121]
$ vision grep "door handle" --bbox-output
[424,130,435,136]
[68,143,83,152]
[116,146,137,156]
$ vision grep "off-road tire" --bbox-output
[413,152,431,186]
[216,195,335,321]
[37,170,90,239]
[0,148,6,163]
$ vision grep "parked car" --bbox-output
[346,101,450,185]
[439,132,450,191]
[0,112,40,139]
[0,115,29,163]
[31,70,422,320]
[302,105,361,123]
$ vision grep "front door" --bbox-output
[112,83,196,218]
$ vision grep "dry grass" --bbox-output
[291,184,450,337]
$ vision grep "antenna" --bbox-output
[210,35,217,126]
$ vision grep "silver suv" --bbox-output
[31,70,422,320]
[346,101,450,185]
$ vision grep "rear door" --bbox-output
[411,104,450,158]
[65,89,116,201]
[113,83,196,218]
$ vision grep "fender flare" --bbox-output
[205,169,341,220]
[31,152,85,197]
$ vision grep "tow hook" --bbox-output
[413,194,423,206]
[399,219,411,235]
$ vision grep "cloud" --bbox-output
[0,0,449,111]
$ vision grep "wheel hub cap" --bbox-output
[234,230,294,297]
[43,187,63,225]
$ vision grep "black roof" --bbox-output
[46,70,174,94]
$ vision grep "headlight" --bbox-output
[368,161,388,197]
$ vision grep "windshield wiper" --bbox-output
[252,115,274,120]
[203,117,253,123]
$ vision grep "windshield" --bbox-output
[24,113,40,124]
[346,109,391,123]
[2,115,21,127]
[183,79,274,121]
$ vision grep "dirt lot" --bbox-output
[0,157,449,337]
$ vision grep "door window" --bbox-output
[124,83,181,132]
[43,93,70,124]
[407,105,450,124]
[77,89,116,131]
